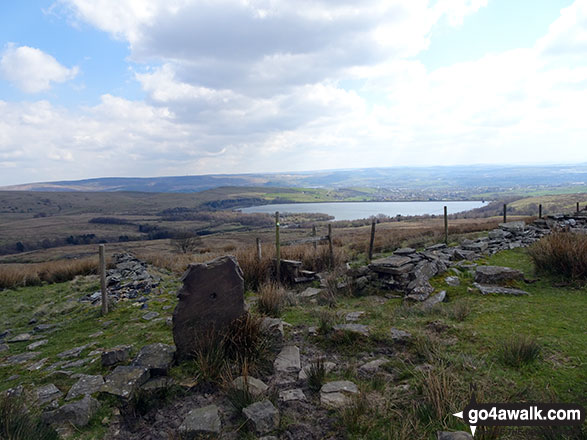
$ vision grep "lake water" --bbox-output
[241,201,487,221]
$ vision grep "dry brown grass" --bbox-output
[528,231,587,284]
[256,281,286,317]
[0,257,99,289]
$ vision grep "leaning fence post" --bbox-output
[99,244,108,315]
[328,223,334,267]
[275,212,280,281]
[539,204,542,219]
[256,237,262,262]
[444,206,448,244]
[503,204,507,223]
[312,225,317,251]
[368,220,376,262]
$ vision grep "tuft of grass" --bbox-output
[528,231,587,284]
[498,335,541,368]
[256,282,286,317]
[307,358,327,392]
[0,393,59,440]
[444,300,471,322]
[339,393,371,436]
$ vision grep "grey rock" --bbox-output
[131,343,175,375]
[333,323,370,337]
[101,366,150,399]
[473,283,529,296]
[499,221,526,233]
[299,287,321,298]
[390,328,412,343]
[243,400,280,435]
[394,247,416,255]
[345,311,365,322]
[179,404,221,435]
[4,351,40,365]
[27,358,49,371]
[445,276,460,286]
[0,343,8,353]
[274,345,301,373]
[413,261,438,281]
[63,358,93,369]
[34,383,63,405]
[279,388,306,402]
[232,376,269,396]
[33,324,55,333]
[462,242,488,252]
[260,317,285,342]
[422,290,446,310]
[57,344,89,359]
[359,358,388,373]
[320,381,359,407]
[42,395,100,428]
[437,431,473,440]
[27,339,48,350]
[474,266,524,284]
[321,380,359,394]
[101,345,131,366]
[427,243,447,251]
[142,311,159,321]
[488,229,508,240]
[299,361,336,380]
[173,256,245,360]
[66,374,104,400]
[7,333,32,343]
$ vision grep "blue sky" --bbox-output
[0,0,585,185]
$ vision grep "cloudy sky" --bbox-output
[0,0,586,185]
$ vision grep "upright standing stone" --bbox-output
[172,256,245,360]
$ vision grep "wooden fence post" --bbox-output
[503,204,507,223]
[328,223,334,267]
[312,225,317,251]
[443,206,448,244]
[256,237,262,261]
[275,212,280,281]
[368,220,376,262]
[577,202,580,213]
[539,204,542,219]
[99,244,108,315]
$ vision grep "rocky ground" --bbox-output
[0,212,585,439]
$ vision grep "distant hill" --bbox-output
[1,164,586,193]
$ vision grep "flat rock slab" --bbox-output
[101,366,150,399]
[4,351,40,365]
[345,311,365,322]
[66,374,104,400]
[445,276,460,287]
[390,328,412,343]
[243,400,280,435]
[142,311,160,321]
[179,404,221,436]
[437,431,473,440]
[173,256,245,360]
[359,358,388,374]
[474,266,524,285]
[27,339,48,350]
[473,283,529,296]
[131,343,176,375]
[7,333,32,343]
[232,376,269,396]
[333,324,370,337]
[42,395,100,428]
[299,287,321,298]
[57,344,90,359]
[279,388,306,402]
[101,345,132,366]
[274,345,301,373]
[499,221,526,233]
[394,247,416,255]
[320,380,358,408]
[369,256,413,274]
[35,383,63,405]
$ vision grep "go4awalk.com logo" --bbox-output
[452,394,585,436]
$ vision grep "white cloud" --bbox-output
[0,44,79,93]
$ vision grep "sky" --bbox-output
[0,0,586,186]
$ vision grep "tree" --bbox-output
[171,233,202,254]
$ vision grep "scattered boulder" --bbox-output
[57,344,90,359]
[473,283,529,296]
[34,383,63,405]
[173,256,245,360]
[232,376,269,397]
[279,388,306,402]
[3,351,40,365]
[422,290,446,310]
[333,324,370,337]
[7,333,32,343]
[101,366,150,399]
[359,358,388,374]
[66,374,104,400]
[101,345,132,366]
[142,311,159,321]
[42,395,100,428]
[26,339,48,350]
[438,431,473,440]
[299,287,321,298]
[274,345,301,373]
[320,380,359,408]
[445,276,460,287]
[242,400,280,435]
[474,266,524,285]
[131,343,175,375]
[179,404,221,436]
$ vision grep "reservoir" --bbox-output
[241,201,487,221]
